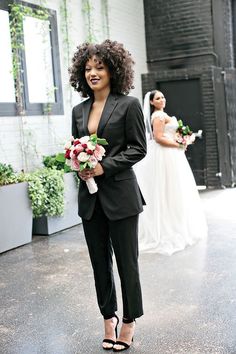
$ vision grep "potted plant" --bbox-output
[30,155,81,235]
[0,163,32,253]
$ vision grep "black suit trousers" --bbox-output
[82,197,144,320]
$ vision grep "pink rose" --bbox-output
[89,156,98,168]
[94,145,105,161]
[71,158,81,171]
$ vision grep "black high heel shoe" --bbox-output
[102,314,119,350]
[113,318,135,352]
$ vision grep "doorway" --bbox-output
[157,78,206,185]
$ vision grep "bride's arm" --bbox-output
[152,116,181,148]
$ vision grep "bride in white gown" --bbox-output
[135,90,208,255]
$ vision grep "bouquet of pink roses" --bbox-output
[64,134,108,194]
[176,119,195,148]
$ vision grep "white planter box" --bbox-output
[33,172,81,235]
[0,182,32,253]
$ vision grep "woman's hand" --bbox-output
[78,169,93,181]
[78,163,104,181]
[93,163,104,176]
[177,142,187,151]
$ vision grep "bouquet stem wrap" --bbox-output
[86,177,98,194]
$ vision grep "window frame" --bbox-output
[0,0,64,116]
[232,0,236,67]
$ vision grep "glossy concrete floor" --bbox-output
[1,188,236,354]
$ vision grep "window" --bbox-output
[0,1,63,116]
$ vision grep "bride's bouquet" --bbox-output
[176,119,195,148]
[64,134,108,194]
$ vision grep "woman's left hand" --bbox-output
[93,163,104,176]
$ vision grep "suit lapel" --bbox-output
[97,94,118,136]
[82,98,93,135]
[82,94,118,136]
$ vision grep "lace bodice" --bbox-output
[151,111,178,140]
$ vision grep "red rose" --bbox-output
[73,149,80,156]
[74,140,81,146]
[65,149,71,159]
[86,149,93,155]
[82,143,87,148]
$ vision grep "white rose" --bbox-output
[78,152,89,162]
[87,141,96,150]
[79,136,90,144]
[65,159,72,167]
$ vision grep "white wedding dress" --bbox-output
[135,112,207,255]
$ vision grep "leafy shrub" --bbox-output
[26,168,64,218]
[0,163,25,186]
[43,154,72,173]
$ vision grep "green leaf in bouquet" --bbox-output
[178,119,183,128]
[183,125,191,135]
[97,137,108,145]
[87,161,93,169]
[89,133,108,146]
[80,163,86,171]
[90,133,98,144]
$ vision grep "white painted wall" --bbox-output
[0,0,147,172]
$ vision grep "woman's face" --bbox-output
[151,91,166,111]
[85,55,111,94]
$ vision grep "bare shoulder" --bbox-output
[151,110,168,123]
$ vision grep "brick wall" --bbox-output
[142,0,236,187]
[144,0,214,69]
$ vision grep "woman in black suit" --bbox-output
[69,39,146,352]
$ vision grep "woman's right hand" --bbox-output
[177,143,187,151]
[78,168,95,181]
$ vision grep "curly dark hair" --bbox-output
[68,39,135,97]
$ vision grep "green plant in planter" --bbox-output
[0,163,32,253]
[0,163,25,186]
[26,168,64,218]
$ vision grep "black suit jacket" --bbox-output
[72,93,147,220]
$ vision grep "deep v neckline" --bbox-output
[83,94,118,137]
[87,100,107,135]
